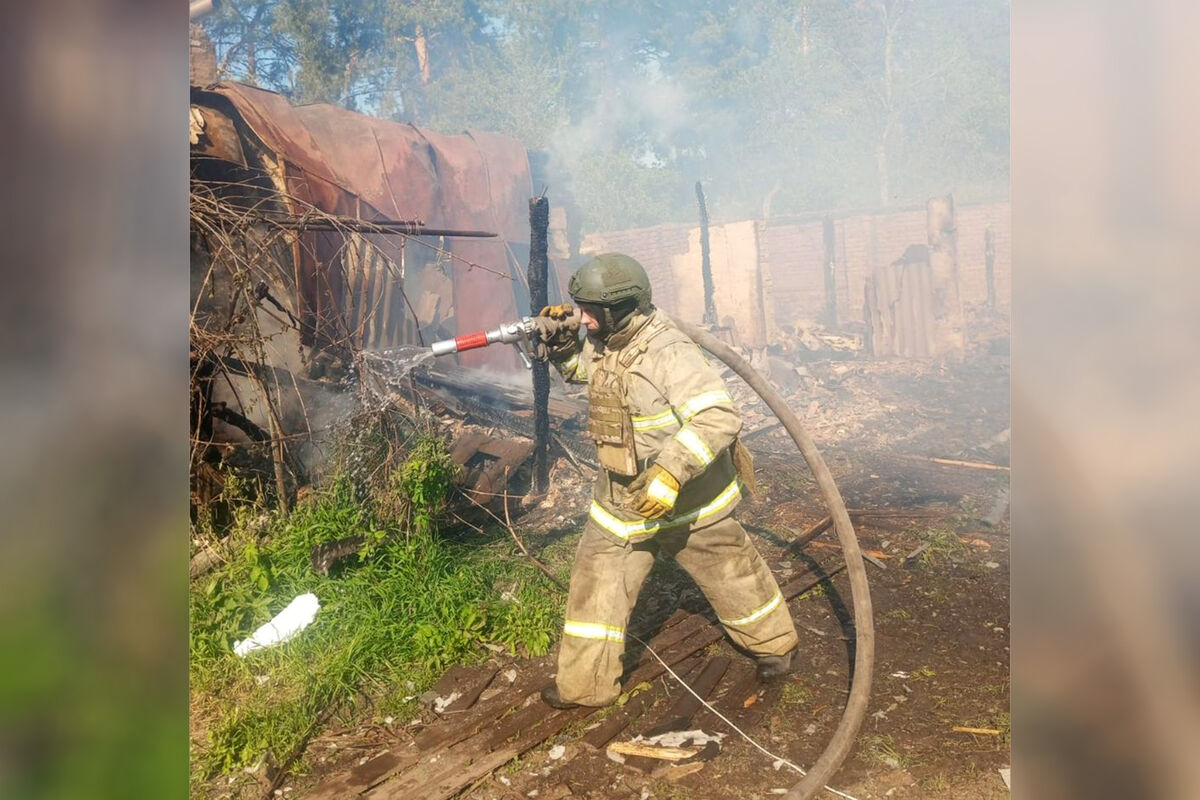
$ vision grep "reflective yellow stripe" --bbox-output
[631,407,680,431]
[646,476,678,507]
[678,389,732,421]
[589,479,741,539]
[563,619,625,642]
[719,591,783,628]
[561,354,579,373]
[676,428,714,466]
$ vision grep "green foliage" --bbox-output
[393,436,459,538]
[204,0,1009,232]
[190,433,562,781]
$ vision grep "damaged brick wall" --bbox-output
[582,200,1010,342]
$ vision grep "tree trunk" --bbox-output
[876,0,898,207]
[801,4,810,58]
[528,197,550,494]
[414,24,431,84]
[926,195,966,359]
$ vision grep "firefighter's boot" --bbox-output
[756,646,798,681]
[540,684,583,710]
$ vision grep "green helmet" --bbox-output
[568,253,652,310]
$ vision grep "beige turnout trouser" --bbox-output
[555,515,799,706]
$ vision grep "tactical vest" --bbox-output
[585,317,671,476]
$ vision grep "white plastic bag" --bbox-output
[234,593,320,657]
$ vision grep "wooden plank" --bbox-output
[580,689,656,750]
[441,666,499,714]
[779,562,846,601]
[414,663,551,752]
[363,745,519,800]
[786,516,832,553]
[607,741,701,761]
[629,606,690,641]
[373,706,590,800]
[631,612,712,658]
[301,746,421,800]
[624,623,725,689]
[642,657,730,737]
[693,660,763,732]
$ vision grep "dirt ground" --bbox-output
[202,312,1010,800]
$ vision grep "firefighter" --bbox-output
[531,253,799,709]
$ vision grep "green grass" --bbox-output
[189,436,564,780]
[780,681,812,706]
[994,710,1011,744]
[798,582,827,601]
[922,772,950,792]
[865,733,909,769]
[916,524,968,567]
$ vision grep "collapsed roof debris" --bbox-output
[190,80,575,514]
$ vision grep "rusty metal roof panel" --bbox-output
[192,82,535,369]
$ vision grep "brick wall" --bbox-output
[579,223,693,317]
[583,200,1010,338]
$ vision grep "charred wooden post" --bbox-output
[985,225,997,311]
[695,181,717,326]
[927,195,966,358]
[528,196,551,494]
[822,215,838,328]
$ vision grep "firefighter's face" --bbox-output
[578,303,602,333]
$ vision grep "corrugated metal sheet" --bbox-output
[863,252,938,358]
[191,82,534,369]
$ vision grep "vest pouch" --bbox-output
[587,371,638,476]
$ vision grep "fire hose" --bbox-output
[431,316,874,800]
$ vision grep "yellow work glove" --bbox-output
[627,464,680,520]
[532,304,581,361]
[539,304,575,320]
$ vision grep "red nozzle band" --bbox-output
[454,331,490,352]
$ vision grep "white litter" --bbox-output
[234,593,320,657]
[548,745,566,760]
[433,691,462,713]
[999,767,1011,789]
[633,729,725,749]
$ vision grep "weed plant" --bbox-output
[189,435,563,780]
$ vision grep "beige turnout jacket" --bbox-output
[554,308,743,543]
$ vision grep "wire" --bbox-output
[626,630,862,800]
